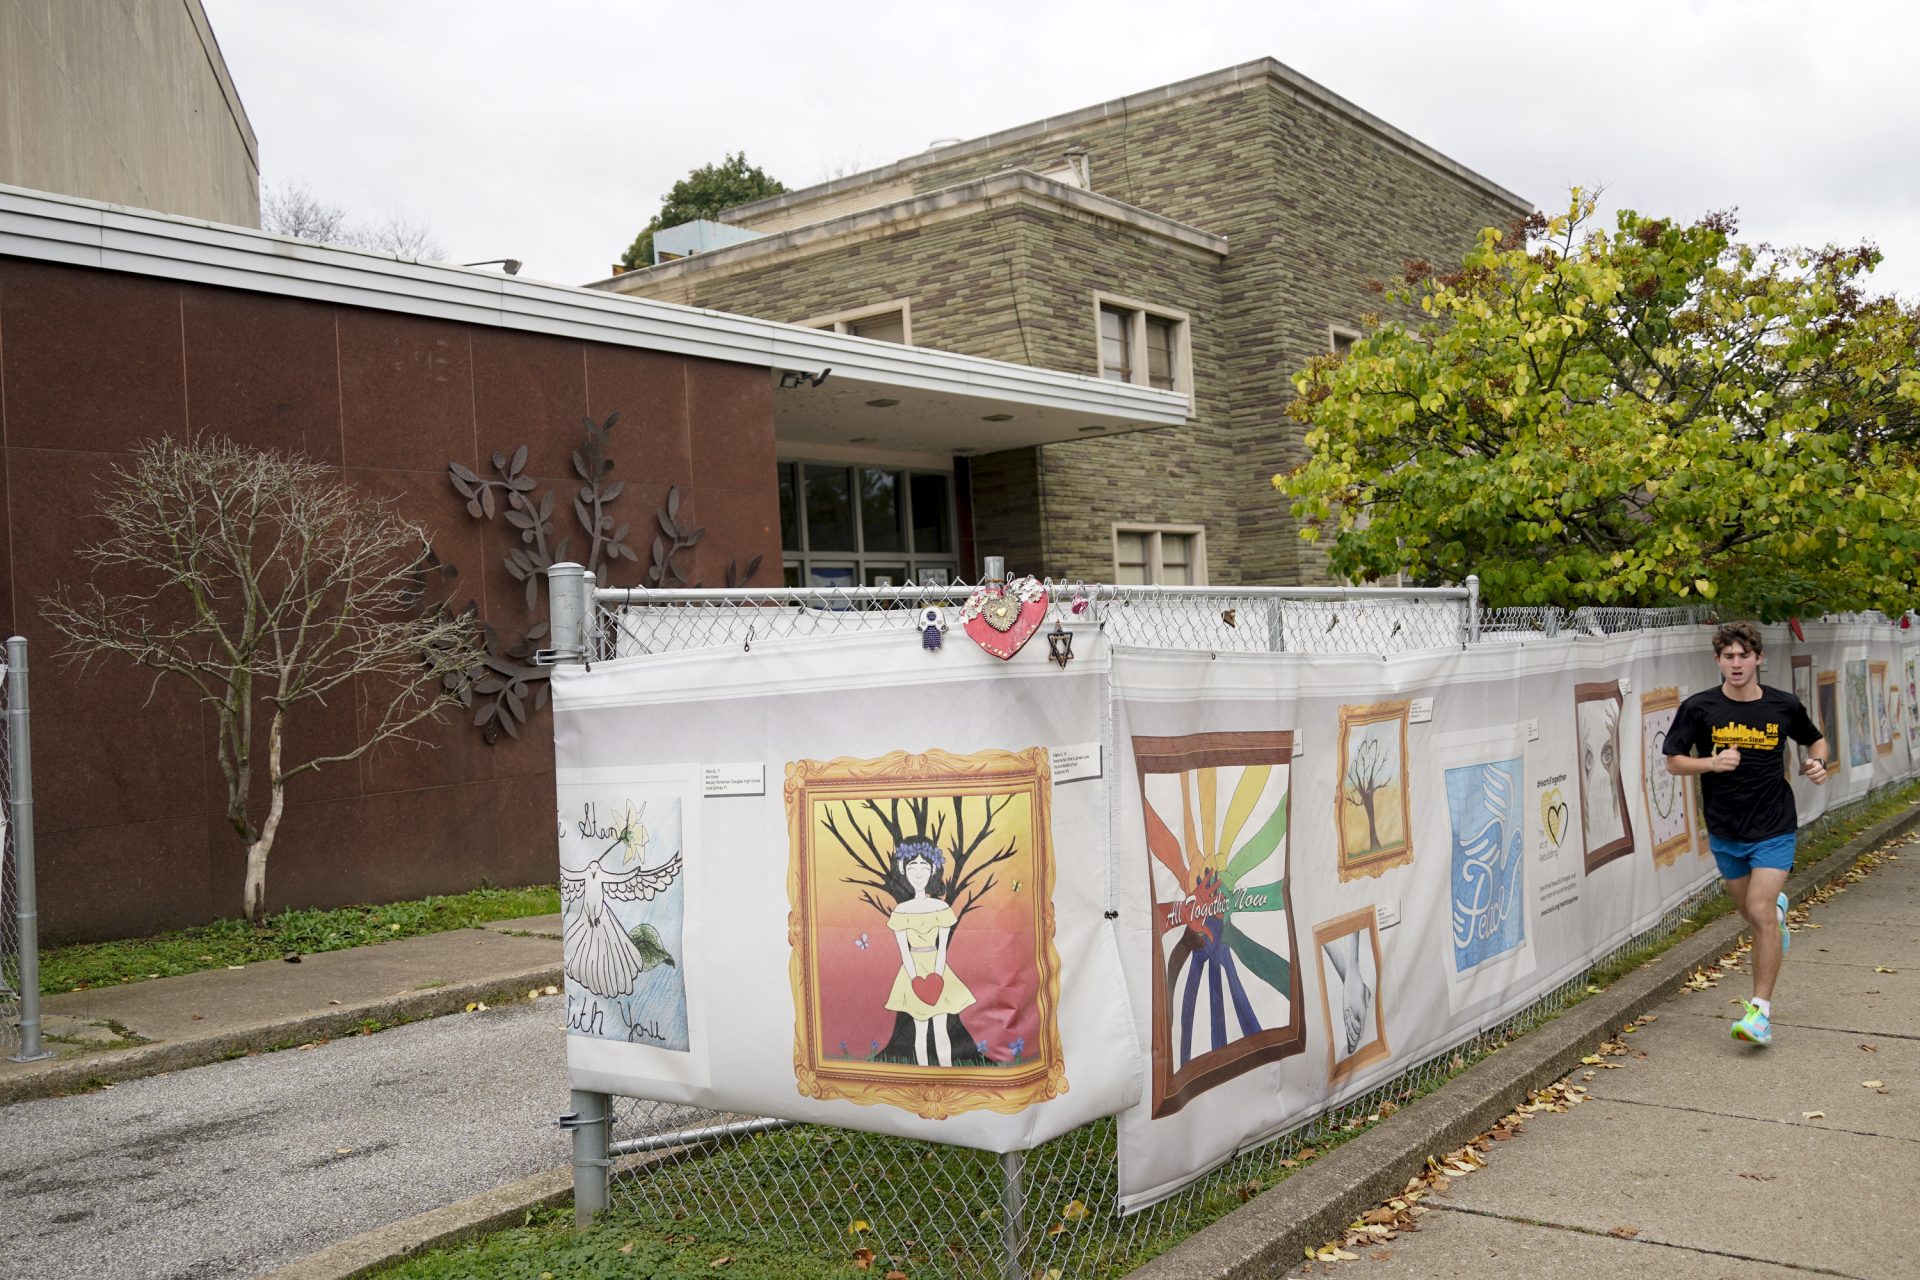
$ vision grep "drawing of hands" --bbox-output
[1327,931,1373,1056]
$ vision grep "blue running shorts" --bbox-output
[1708,831,1796,882]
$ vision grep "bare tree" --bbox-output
[44,438,486,920]
[1344,733,1391,851]
[260,180,448,261]
[259,180,354,244]
[361,211,445,260]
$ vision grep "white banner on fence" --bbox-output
[552,627,1139,1153]
[1112,619,1917,1209]
[550,612,1916,1195]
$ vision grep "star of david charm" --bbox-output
[1047,622,1074,668]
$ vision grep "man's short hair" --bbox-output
[1712,621,1764,656]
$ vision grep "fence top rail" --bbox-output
[591,582,1473,606]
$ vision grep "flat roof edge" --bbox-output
[723,57,1528,224]
[593,170,1227,292]
[0,183,1188,427]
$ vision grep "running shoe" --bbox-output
[1731,1000,1772,1046]
[1777,891,1791,955]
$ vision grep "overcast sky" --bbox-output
[200,0,1920,300]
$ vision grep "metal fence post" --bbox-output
[7,636,50,1063]
[1465,574,1481,646]
[546,566,611,1225]
[548,561,587,662]
[562,1088,611,1229]
[999,1149,1026,1280]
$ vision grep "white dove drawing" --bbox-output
[561,825,683,1000]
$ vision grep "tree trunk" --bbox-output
[1360,790,1380,850]
[243,713,289,922]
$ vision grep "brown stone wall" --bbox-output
[892,76,1526,583]
[0,258,782,942]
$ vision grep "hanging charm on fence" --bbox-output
[962,575,1049,660]
[1048,620,1075,669]
[1069,581,1092,617]
[919,605,948,652]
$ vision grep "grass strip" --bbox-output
[39,883,560,994]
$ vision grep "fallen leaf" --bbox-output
[883,1272,908,1280]
[335,1147,352,1155]
[1802,1111,1826,1119]
[1607,1225,1639,1239]
[851,1248,875,1270]
[1863,1080,1885,1089]
[1860,1044,1879,1053]
[709,1258,732,1270]
[1874,966,1898,973]
[1061,1198,1089,1221]
[620,1243,635,1255]
[1048,1222,1065,1236]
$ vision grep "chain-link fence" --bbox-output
[546,575,1879,1279]
[585,576,1478,662]
[1,636,47,1064]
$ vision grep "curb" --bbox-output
[261,1149,671,1280]
[1124,797,1920,1279]
[0,964,563,1107]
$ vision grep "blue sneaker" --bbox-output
[1777,892,1791,955]
[1732,1000,1772,1046]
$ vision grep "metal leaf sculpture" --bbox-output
[448,410,719,742]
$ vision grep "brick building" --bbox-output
[593,59,1530,588]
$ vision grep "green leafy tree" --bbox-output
[1276,193,1920,618]
[619,152,786,270]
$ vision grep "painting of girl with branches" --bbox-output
[785,747,1066,1118]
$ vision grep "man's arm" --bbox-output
[1667,749,1738,776]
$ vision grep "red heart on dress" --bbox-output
[964,593,1049,660]
[910,973,945,1005]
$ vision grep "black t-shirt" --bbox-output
[1666,684,1823,841]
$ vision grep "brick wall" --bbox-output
[0,258,782,941]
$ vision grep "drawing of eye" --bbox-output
[853,932,870,950]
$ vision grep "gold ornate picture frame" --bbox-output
[785,747,1066,1119]
[1639,687,1692,868]
[1573,680,1635,874]
[1871,660,1893,757]
[1313,907,1390,1084]
[1335,700,1413,881]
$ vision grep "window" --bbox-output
[778,461,958,587]
[1329,324,1361,356]
[802,299,912,345]
[1095,293,1190,395]
[1113,524,1207,586]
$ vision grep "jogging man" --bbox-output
[1665,621,1828,1046]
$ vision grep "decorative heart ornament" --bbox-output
[962,576,1049,660]
[1541,788,1569,848]
[910,973,946,1005]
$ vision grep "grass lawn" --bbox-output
[39,883,560,994]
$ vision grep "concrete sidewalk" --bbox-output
[1278,830,1920,1279]
[1135,801,1920,1280]
[0,913,565,1106]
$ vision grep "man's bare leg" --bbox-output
[1741,867,1791,1003]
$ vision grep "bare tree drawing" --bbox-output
[816,792,1022,1064]
[1344,733,1393,852]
